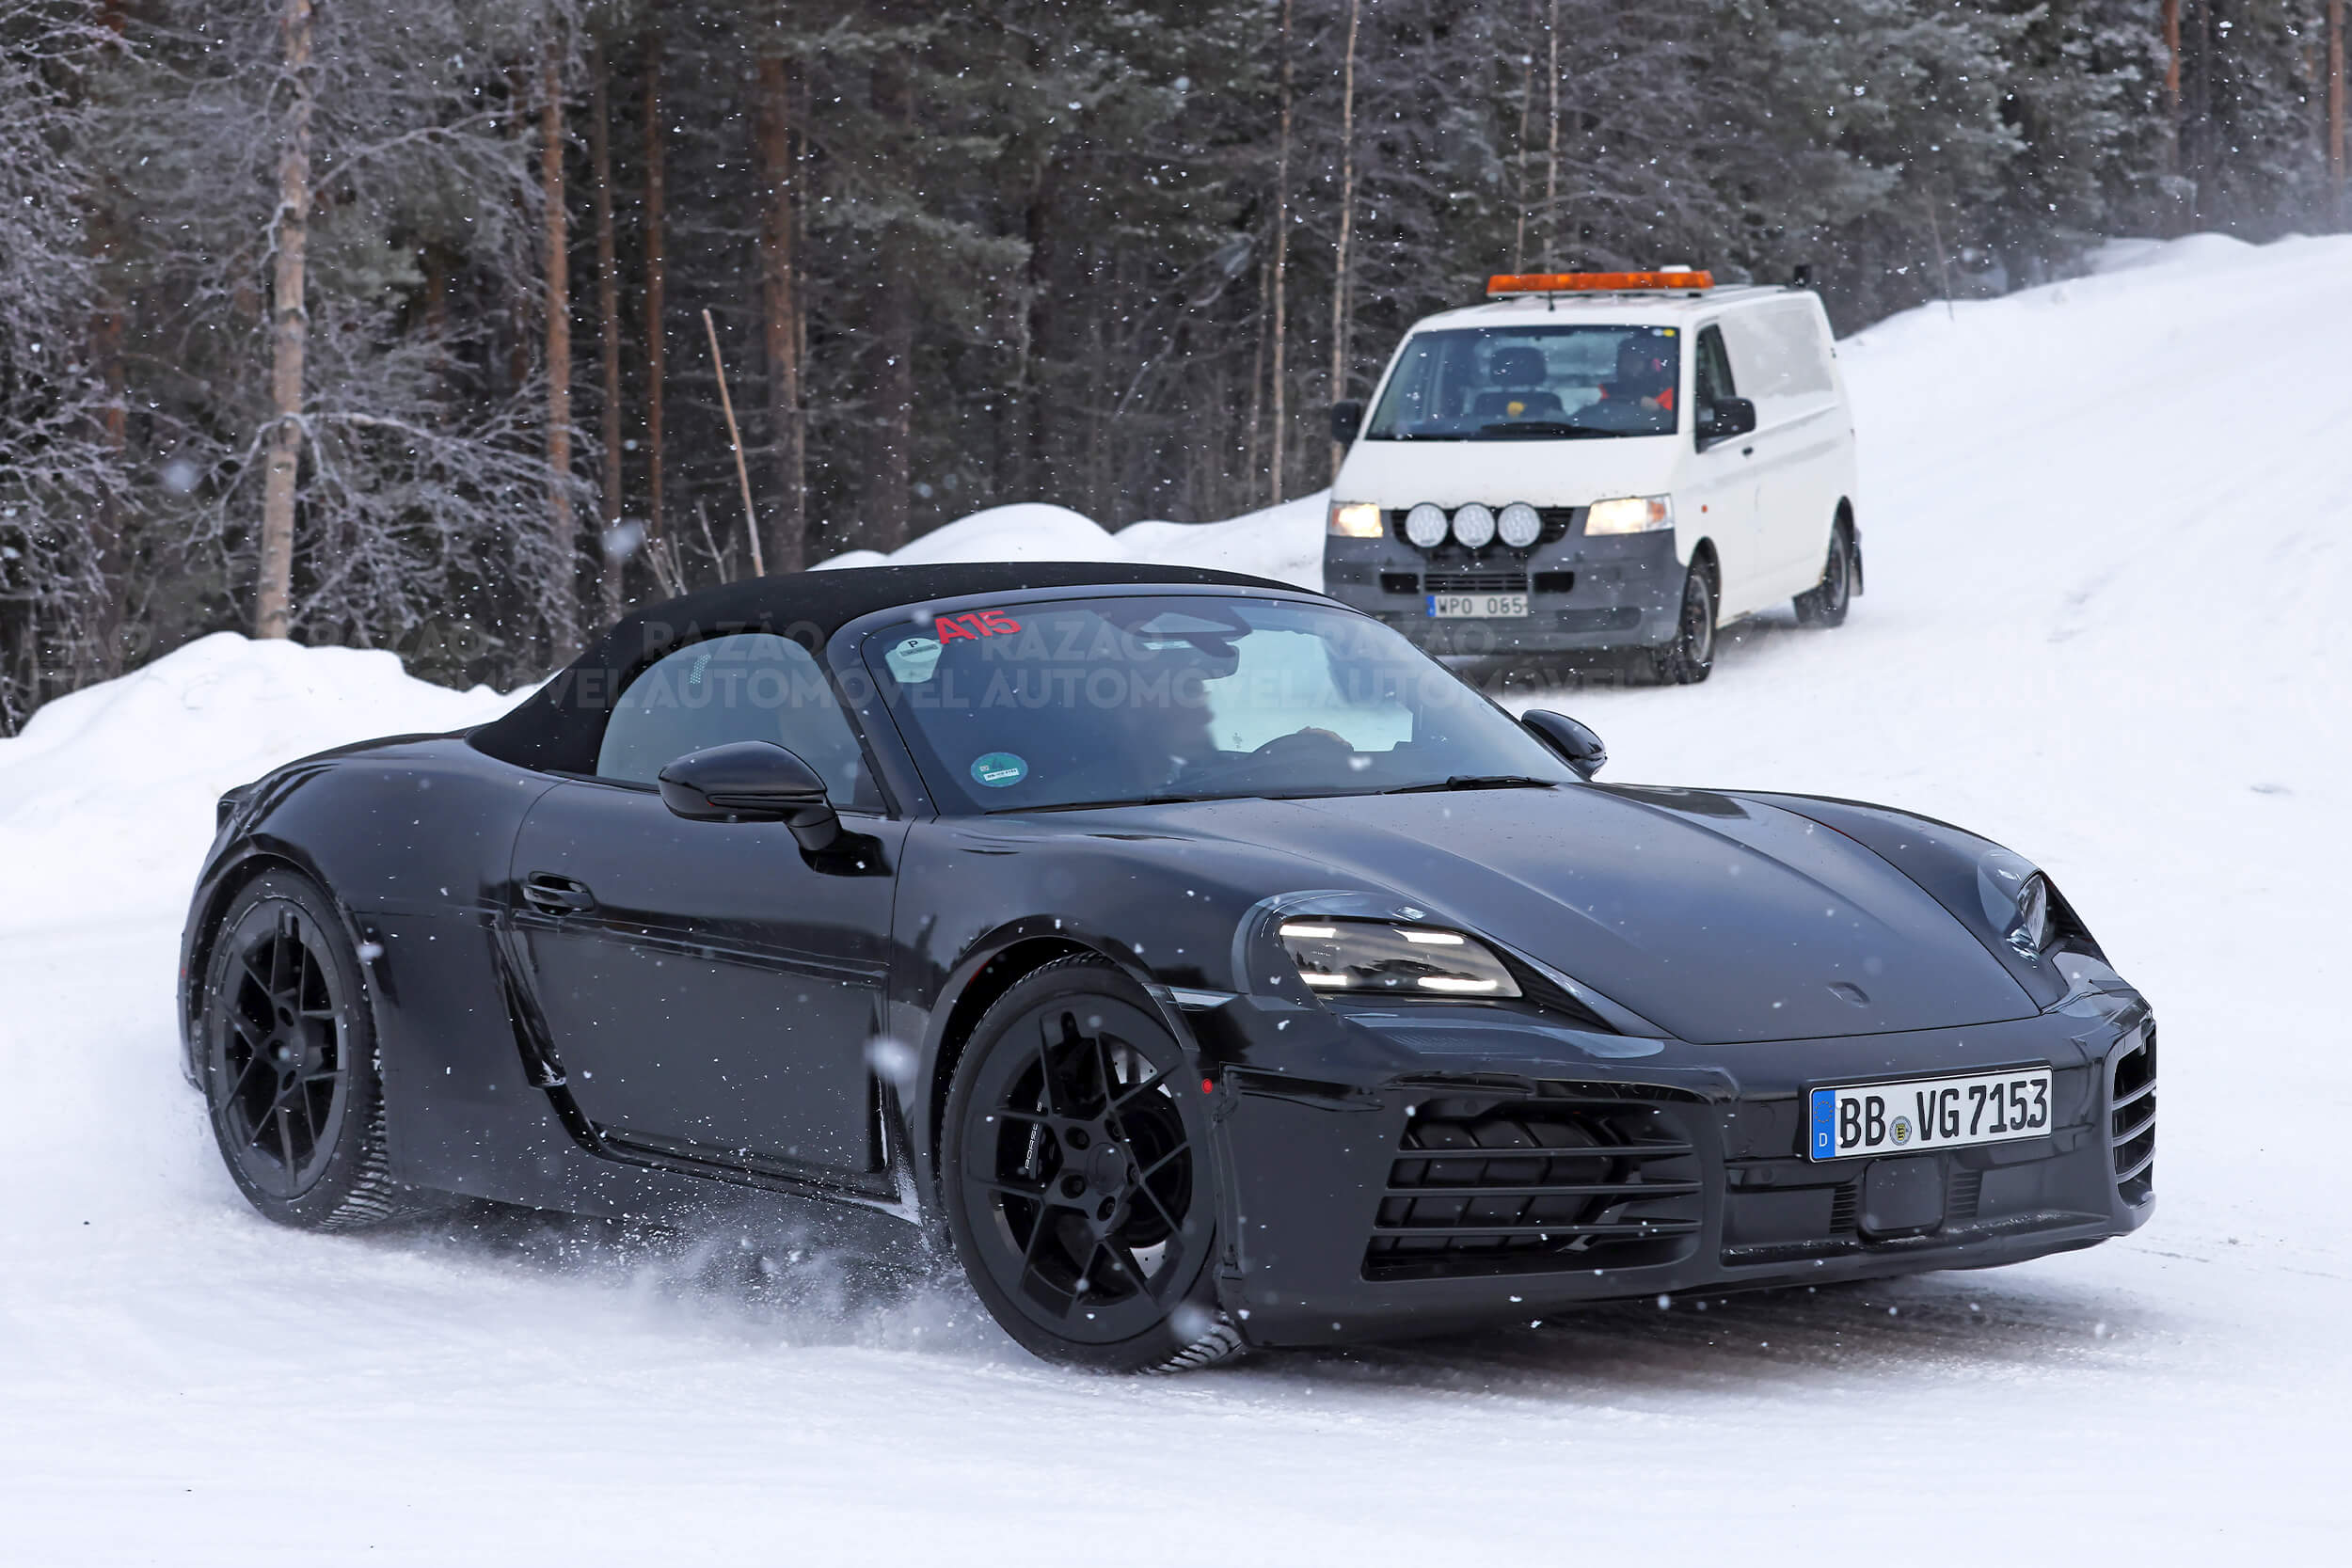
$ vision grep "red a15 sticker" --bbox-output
[935,609,1022,642]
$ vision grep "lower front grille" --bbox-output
[1423,569,1531,594]
[2110,1023,2156,1204]
[1364,1092,1704,1280]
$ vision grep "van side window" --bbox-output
[596,632,882,811]
[1695,326,1737,408]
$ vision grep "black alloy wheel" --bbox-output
[1795,522,1854,626]
[1652,558,1718,685]
[942,957,1240,1372]
[200,872,420,1229]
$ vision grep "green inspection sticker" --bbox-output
[970,752,1028,788]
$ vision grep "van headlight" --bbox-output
[1584,495,1674,535]
[1277,919,1521,997]
[1327,501,1384,538]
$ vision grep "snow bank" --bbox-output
[0,632,516,937]
[814,492,1328,590]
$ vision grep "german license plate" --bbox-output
[1806,1067,2052,1160]
[1428,593,1528,618]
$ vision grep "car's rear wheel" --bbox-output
[199,871,422,1230]
[1650,558,1718,685]
[941,956,1241,1372]
[1794,522,1855,626]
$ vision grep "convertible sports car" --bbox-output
[182,562,2154,1370]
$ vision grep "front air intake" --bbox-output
[2109,1023,2155,1205]
[1363,1091,1704,1281]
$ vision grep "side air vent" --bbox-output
[2110,1023,2155,1205]
[1363,1093,1704,1281]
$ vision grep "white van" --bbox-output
[1323,270,1859,682]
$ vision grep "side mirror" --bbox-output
[1329,399,1364,445]
[1521,710,1607,780]
[658,740,841,851]
[1697,396,1756,442]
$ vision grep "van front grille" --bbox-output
[1422,570,1530,594]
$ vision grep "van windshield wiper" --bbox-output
[1378,775,1562,795]
[1477,421,1615,438]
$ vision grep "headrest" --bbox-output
[1488,346,1548,386]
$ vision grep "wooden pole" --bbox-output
[540,41,578,656]
[2329,0,2346,223]
[1269,0,1293,504]
[589,35,625,622]
[703,309,766,578]
[1327,0,1361,482]
[643,29,667,542]
[1543,0,1560,271]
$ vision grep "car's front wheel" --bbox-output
[199,871,422,1230]
[941,956,1241,1372]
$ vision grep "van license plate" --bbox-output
[1807,1068,2053,1160]
[1428,593,1528,619]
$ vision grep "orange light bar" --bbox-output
[1487,270,1714,295]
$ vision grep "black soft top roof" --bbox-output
[469,560,1306,772]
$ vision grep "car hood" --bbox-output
[1104,785,2039,1044]
[1333,433,1678,511]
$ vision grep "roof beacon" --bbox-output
[1486,269,1715,297]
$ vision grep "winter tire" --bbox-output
[1651,558,1718,685]
[941,956,1241,1373]
[1794,521,1855,627]
[199,871,424,1230]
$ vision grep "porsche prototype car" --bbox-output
[182,562,2154,1370]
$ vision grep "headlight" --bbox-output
[1277,919,1521,997]
[1451,503,1497,548]
[2005,872,2052,957]
[1327,501,1384,538]
[1497,501,1543,547]
[1404,502,1451,547]
[1584,495,1673,535]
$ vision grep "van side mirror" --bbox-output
[1521,710,1607,780]
[1697,397,1756,442]
[659,740,841,851]
[1330,399,1364,445]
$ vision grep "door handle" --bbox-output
[521,873,596,913]
[1740,445,1755,456]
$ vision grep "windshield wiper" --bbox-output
[989,792,1255,814]
[1378,775,1562,795]
[1476,420,1615,438]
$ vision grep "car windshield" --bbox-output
[1363,323,1682,440]
[862,594,1576,813]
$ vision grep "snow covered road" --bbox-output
[4,235,2348,1563]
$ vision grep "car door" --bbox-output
[508,632,908,1179]
[1681,324,1765,616]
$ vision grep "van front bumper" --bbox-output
[1325,531,1685,655]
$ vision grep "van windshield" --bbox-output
[1363,324,1681,440]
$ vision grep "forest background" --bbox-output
[2,0,2344,727]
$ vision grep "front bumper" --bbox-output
[1325,527,1685,654]
[1187,991,2154,1349]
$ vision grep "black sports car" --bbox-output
[182,562,2154,1370]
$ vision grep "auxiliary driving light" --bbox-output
[1451,504,1497,549]
[1497,502,1543,547]
[1404,503,1451,548]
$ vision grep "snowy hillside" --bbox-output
[3,235,2347,1562]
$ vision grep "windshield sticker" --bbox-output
[935,609,1023,643]
[970,752,1028,788]
[885,636,943,684]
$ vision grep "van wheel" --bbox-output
[1650,560,1717,685]
[1794,524,1855,627]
